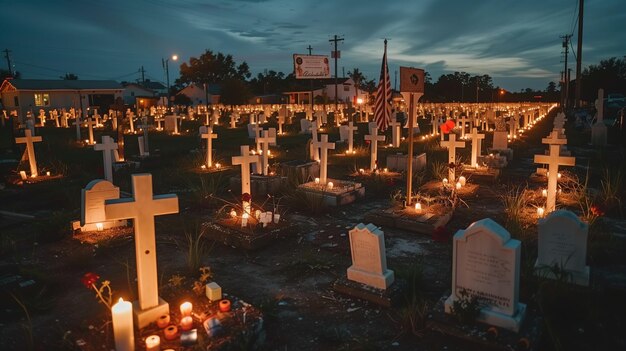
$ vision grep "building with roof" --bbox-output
[176,83,220,106]
[282,77,366,105]
[0,79,123,115]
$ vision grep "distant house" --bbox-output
[176,83,220,106]
[283,77,365,105]
[122,83,159,107]
[0,79,123,115]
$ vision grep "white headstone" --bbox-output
[79,179,126,231]
[347,223,394,290]
[536,210,589,286]
[444,218,526,332]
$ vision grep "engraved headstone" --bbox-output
[347,223,394,290]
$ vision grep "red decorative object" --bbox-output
[241,193,251,202]
[219,299,231,312]
[81,272,100,288]
[591,204,605,217]
[432,226,449,243]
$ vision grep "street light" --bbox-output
[162,54,178,109]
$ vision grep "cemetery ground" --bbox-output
[0,110,625,351]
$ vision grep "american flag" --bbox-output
[374,39,392,131]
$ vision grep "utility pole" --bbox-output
[560,34,571,110]
[575,0,584,107]
[4,49,12,76]
[394,70,398,90]
[140,66,146,85]
[329,35,344,111]
[307,45,314,111]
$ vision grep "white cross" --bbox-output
[230,112,238,129]
[534,139,575,212]
[232,145,260,196]
[459,115,469,139]
[94,136,118,182]
[389,117,401,147]
[256,130,276,175]
[310,120,320,161]
[318,134,335,184]
[468,127,485,168]
[595,89,604,123]
[201,126,218,168]
[104,174,178,321]
[127,110,135,133]
[440,133,465,181]
[85,118,97,145]
[38,109,46,126]
[253,123,263,150]
[364,126,385,170]
[346,122,358,154]
[15,129,42,177]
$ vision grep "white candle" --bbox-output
[145,335,160,351]
[180,302,192,317]
[541,189,547,197]
[537,207,545,218]
[112,298,134,351]
[327,182,334,190]
[455,182,462,190]
[442,178,448,185]
[180,316,193,331]
[458,176,466,186]
[314,177,320,184]
[415,202,422,212]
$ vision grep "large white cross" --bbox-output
[534,131,575,212]
[201,126,218,167]
[459,115,469,139]
[389,117,401,147]
[104,174,178,326]
[346,121,358,154]
[257,130,276,175]
[229,112,238,129]
[15,129,42,177]
[468,127,485,168]
[232,145,260,195]
[94,136,118,182]
[127,110,135,133]
[364,126,385,170]
[318,134,335,184]
[440,133,465,181]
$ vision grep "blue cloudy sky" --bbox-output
[1,0,624,91]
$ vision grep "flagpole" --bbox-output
[406,92,415,206]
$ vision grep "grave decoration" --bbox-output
[334,223,404,306]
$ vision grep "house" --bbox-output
[282,77,366,105]
[176,83,220,106]
[122,83,159,107]
[0,79,123,116]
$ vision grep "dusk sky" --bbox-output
[1,0,624,92]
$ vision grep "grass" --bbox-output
[179,222,213,273]
[500,185,531,240]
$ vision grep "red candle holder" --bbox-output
[156,314,170,329]
[164,325,178,340]
[219,299,231,312]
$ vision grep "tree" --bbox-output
[177,49,251,86]
[220,78,253,105]
[249,70,288,95]
[61,73,78,80]
[580,57,626,102]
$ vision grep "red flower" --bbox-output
[241,193,251,202]
[81,272,99,288]
[591,204,605,217]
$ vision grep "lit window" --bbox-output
[34,93,50,106]
[343,85,350,91]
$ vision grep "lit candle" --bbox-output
[219,299,231,312]
[458,176,466,186]
[230,209,237,218]
[112,298,134,351]
[180,316,193,331]
[180,302,192,317]
[164,325,178,340]
[541,189,547,197]
[557,172,562,179]
[46,171,51,176]
[19,171,27,180]
[455,182,462,190]
[359,168,364,173]
[415,202,422,212]
[201,165,206,170]
[383,168,388,173]
[145,335,160,351]
[442,178,448,185]
[314,177,320,184]
[157,314,170,329]
[241,212,248,227]
[537,207,545,218]
[255,209,261,220]
[215,163,221,169]
[96,223,104,231]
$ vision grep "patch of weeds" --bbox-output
[9,292,34,351]
[500,185,530,240]
[191,266,213,296]
[176,222,213,274]
[429,159,448,181]
[599,167,623,216]
[450,289,482,325]
[389,261,429,336]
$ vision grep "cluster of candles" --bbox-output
[113,298,233,351]
[442,176,466,190]
[19,170,51,180]
[200,163,221,170]
[313,178,334,190]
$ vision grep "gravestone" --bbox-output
[75,179,127,232]
[347,223,394,290]
[300,119,312,134]
[105,174,179,328]
[536,210,589,286]
[591,89,607,147]
[444,218,526,332]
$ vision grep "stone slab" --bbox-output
[296,180,365,207]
